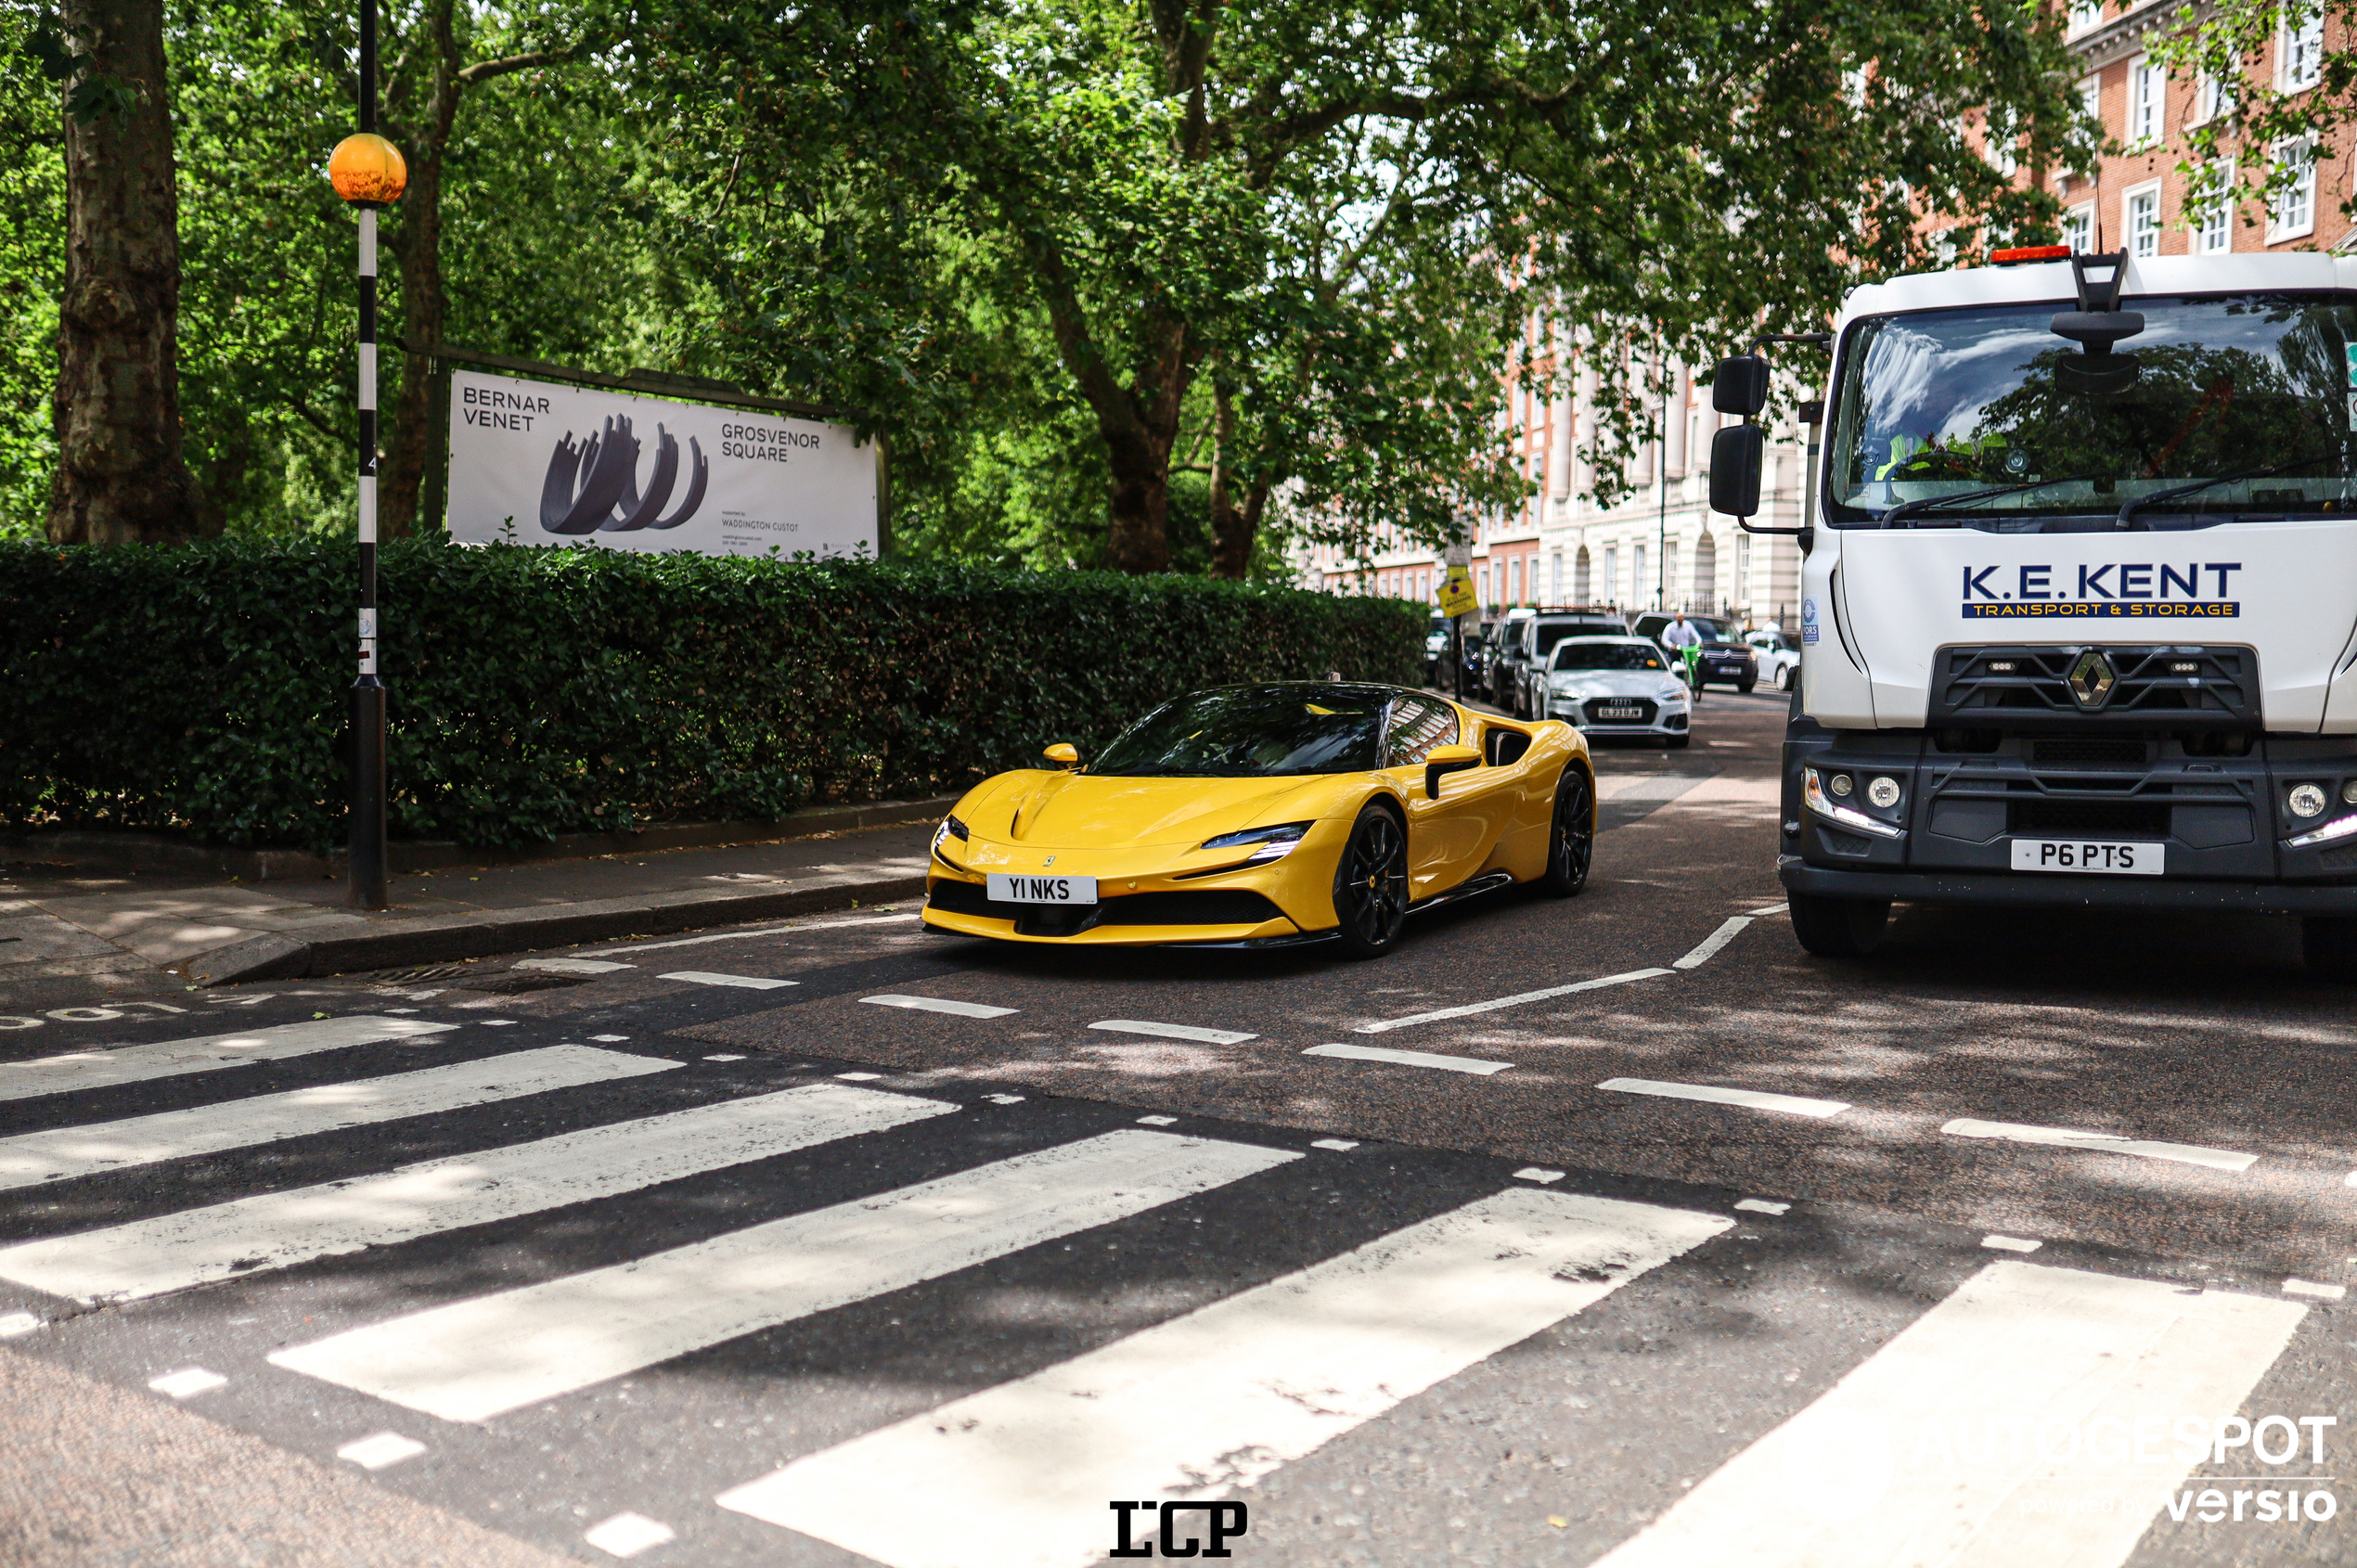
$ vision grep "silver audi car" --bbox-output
[1540,636,1694,748]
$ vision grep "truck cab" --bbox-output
[1751,250,2357,972]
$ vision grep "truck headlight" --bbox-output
[1866,776,1901,809]
[1804,766,1904,840]
[2289,784,2328,819]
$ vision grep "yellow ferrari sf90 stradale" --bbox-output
[921,683,1594,958]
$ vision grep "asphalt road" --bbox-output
[4,686,2352,1567]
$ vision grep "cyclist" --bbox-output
[1662,611,1705,701]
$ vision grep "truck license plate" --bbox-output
[986,872,1099,905]
[2009,839,2164,876]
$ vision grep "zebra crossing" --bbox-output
[0,1017,2343,1567]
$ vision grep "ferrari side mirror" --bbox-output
[1424,744,1481,800]
[1042,743,1079,769]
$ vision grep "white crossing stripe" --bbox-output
[584,1512,676,1558]
[860,995,1016,1019]
[513,958,633,975]
[716,1189,1731,1568]
[1088,1020,1257,1045]
[1747,903,1789,916]
[1598,1077,1848,1119]
[1303,1043,1512,1075]
[1351,968,1672,1033]
[0,1017,457,1103]
[2284,1278,2347,1300]
[0,1047,674,1193]
[658,970,797,990]
[1941,1117,2259,1172]
[148,1368,226,1399]
[1672,916,1753,970]
[269,1129,1298,1422]
[1982,1234,2042,1253]
[0,1083,953,1305]
[1734,1199,1789,1215]
[336,1432,426,1470]
[1590,1262,2306,1568]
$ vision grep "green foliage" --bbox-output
[0,6,64,539]
[2147,0,2357,235]
[0,539,1423,850]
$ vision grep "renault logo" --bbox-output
[2067,649,2117,709]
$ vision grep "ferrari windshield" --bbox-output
[1827,293,2357,526]
[1091,686,1385,776]
[1552,641,1668,672]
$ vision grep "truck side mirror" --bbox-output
[1711,355,1770,417]
[1709,424,1764,518]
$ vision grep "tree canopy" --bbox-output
[3,0,2093,570]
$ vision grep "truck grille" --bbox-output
[2010,799,2171,836]
[1929,646,2256,727]
[2030,739,2148,769]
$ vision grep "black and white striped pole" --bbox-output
[328,0,406,911]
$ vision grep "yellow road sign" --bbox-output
[1436,568,1477,619]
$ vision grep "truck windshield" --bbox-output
[1826,293,2357,526]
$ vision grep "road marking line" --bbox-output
[336,1432,426,1470]
[1312,1138,1359,1151]
[1303,1043,1513,1075]
[513,958,634,975]
[1513,1166,1565,1184]
[658,970,797,990]
[590,1034,629,1042]
[1734,1199,1789,1215]
[715,1189,1731,1568]
[2285,1279,2347,1300]
[0,1312,41,1336]
[0,1084,953,1305]
[1672,917,1753,970]
[1598,1078,1849,1119]
[1982,1234,2042,1253]
[586,916,919,957]
[1136,1115,1178,1126]
[0,1047,675,1194]
[984,1094,1025,1105]
[0,1017,457,1104]
[1088,1020,1258,1046]
[148,1368,225,1399]
[1747,903,1789,916]
[584,1513,676,1559]
[269,1130,1298,1423]
[1588,1262,2307,1568]
[702,1054,745,1062]
[1940,1117,2259,1173]
[1352,969,1673,1034]
[860,995,1016,1019]
[835,1072,882,1082]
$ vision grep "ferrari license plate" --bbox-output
[1594,706,1645,721]
[986,872,1099,905]
[2009,838,2164,875]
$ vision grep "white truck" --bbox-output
[1709,247,2357,972]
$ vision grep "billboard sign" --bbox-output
[444,369,877,559]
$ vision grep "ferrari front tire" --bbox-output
[1539,766,1593,896]
[1332,804,1410,958]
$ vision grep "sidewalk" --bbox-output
[0,801,951,988]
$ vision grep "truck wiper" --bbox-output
[2113,455,2338,529]
[1876,472,2104,526]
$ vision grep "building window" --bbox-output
[2192,161,2234,253]
[1509,557,1522,604]
[2282,8,2325,92]
[2125,182,2162,258]
[2067,0,2102,35]
[2062,202,2094,253]
[1550,552,1564,603]
[1601,546,1616,603]
[1665,543,1680,605]
[1632,544,1648,607]
[2128,58,2164,146]
[2078,74,2104,136]
[1478,564,1490,605]
[2270,139,2316,240]
[2193,71,2231,126]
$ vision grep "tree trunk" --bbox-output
[48,0,207,545]
[378,147,444,538]
[1104,432,1172,573]
[1207,382,1268,580]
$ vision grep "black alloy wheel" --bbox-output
[1789,893,1890,958]
[1332,804,1410,958]
[1539,765,1593,896]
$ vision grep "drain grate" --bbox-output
[369,964,473,983]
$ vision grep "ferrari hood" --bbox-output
[972,772,1345,849]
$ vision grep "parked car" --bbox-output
[1745,626,1801,691]
[1627,612,1758,693]
[1424,614,1451,685]
[1491,610,1630,717]
[1534,636,1692,747]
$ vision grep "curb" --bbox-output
[4,796,962,884]
[186,868,933,986]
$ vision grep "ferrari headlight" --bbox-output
[1199,821,1313,863]
[932,816,971,863]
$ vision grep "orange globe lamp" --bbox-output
[328,132,407,206]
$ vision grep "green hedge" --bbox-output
[0,539,1424,851]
